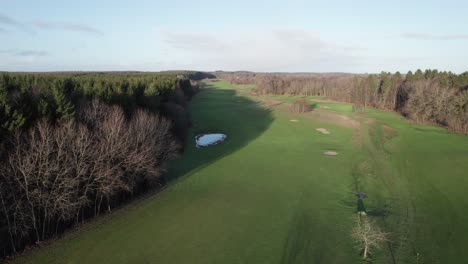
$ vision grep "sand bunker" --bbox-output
[196,133,227,147]
[316,128,330,134]
[290,119,299,122]
[324,151,338,156]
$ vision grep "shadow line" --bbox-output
[166,82,274,183]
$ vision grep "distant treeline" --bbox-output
[217,70,468,133]
[0,72,204,259]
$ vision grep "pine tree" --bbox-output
[406,70,414,81]
[414,69,424,80]
[51,79,75,121]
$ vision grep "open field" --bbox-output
[14,81,468,264]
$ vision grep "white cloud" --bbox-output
[0,49,49,67]
[159,29,364,72]
[401,33,468,40]
[0,13,33,34]
[0,13,20,26]
[15,50,48,57]
[0,49,48,57]
[33,20,103,35]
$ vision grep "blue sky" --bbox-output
[1,0,467,73]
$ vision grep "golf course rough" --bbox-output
[14,81,468,264]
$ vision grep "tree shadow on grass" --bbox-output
[165,82,274,182]
[279,192,331,264]
[279,208,317,264]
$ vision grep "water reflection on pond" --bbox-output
[195,133,227,147]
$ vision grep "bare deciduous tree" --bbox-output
[247,73,468,133]
[290,98,313,113]
[0,99,180,257]
[351,217,389,259]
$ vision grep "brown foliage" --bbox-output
[249,73,467,133]
[214,72,257,85]
[0,99,180,254]
[254,74,358,100]
[290,98,313,113]
[401,80,468,132]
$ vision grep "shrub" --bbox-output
[290,98,313,113]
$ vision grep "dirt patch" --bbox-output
[312,98,350,104]
[203,78,221,82]
[316,128,330,134]
[352,127,363,148]
[324,151,338,156]
[319,105,330,109]
[256,98,284,108]
[306,110,360,129]
[382,125,399,141]
[350,117,379,148]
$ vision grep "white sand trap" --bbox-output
[290,119,299,122]
[196,133,227,147]
[316,128,330,134]
[324,151,338,156]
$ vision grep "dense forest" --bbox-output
[0,72,205,259]
[217,70,468,133]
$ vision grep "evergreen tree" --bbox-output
[51,79,75,121]
[406,70,414,81]
[414,69,424,80]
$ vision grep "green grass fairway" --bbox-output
[15,81,468,264]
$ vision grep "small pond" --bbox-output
[195,133,227,147]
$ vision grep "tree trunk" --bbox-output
[107,196,111,213]
[0,192,16,253]
[27,198,40,242]
[42,210,47,240]
[97,195,103,216]
[55,220,60,236]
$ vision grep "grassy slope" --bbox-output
[384,116,468,263]
[14,81,468,264]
